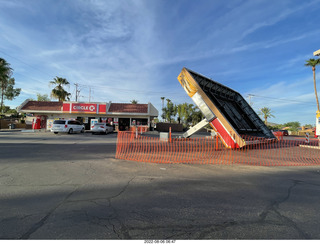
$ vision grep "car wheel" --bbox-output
[68,128,73,134]
[81,128,85,133]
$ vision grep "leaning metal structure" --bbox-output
[177,67,276,148]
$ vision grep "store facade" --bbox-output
[17,100,158,131]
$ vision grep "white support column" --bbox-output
[183,118,210,138]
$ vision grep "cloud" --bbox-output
[0,0,165,104]
[1,0,320,126]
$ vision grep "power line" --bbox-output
[247,94,315,105]
[75,83,187,96]
[247,94,254,106]
[0,50,190,97]
[0,49,56,78]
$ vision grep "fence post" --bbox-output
[169,127,172,143]
[216,135,219,151]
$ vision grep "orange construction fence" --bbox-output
[115,131,320,166]
[130,126,149,133]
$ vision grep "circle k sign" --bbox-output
[71,103,97,113]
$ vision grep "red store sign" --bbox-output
[72,103,97,113]
[63,103,107,114]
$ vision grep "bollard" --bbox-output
[216,135,219,151]
[305,132,310,144]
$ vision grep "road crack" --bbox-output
[19,187,79,239]
[107,177,135,239]
[258,180,310,239]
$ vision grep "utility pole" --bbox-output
[74,83,80,102]
[89,87,93,102]
[247,94,254,106]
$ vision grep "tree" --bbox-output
[0,58,21,115]
[130,99,138,104]
[160,97,165,121]
[49,76,71,102]
[0,106,18,116]
[191,107,203,125]
[176,104,184,124]
[182,103,194,126]
[284,121,301,132]
[305,58,320,112]
[258,107,275,124]
[162,99,176,123]
[37,93,50,101]
[303,124,313,128]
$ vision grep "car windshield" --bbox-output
[53,120,66,124]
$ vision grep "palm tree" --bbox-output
[130,99,138,104]
[50,76,71,102]
[305,58,320,112]
[0,58,13,114]
[0,59,20,115]
[258,107,275,125]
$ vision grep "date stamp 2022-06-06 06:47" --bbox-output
[144,240,176,244]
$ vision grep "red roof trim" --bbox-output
[20,101,63,111]
[20,101,150,114]
[108,103,148,113]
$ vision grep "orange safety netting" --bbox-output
[115,131,320,166]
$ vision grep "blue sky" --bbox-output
[1,0,320,125]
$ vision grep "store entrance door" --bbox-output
[119,118,130,131]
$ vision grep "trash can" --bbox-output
[8,124,16,129]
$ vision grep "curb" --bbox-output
[0,129,22,133]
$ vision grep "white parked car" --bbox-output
[91,123,113,134]
[51,120,85,134]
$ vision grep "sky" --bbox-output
[0,0,320,125]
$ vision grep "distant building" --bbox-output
[17,100,158,131]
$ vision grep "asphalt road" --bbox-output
[1,131,320,240]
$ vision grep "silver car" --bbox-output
[91,123,113,134]
[51,120,85,134]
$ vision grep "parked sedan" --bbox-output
[91,123,113,134]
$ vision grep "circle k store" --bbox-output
[17,100,159,131]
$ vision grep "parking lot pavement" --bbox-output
[1,131,320,240]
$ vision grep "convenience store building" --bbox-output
[17,100,159,131]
